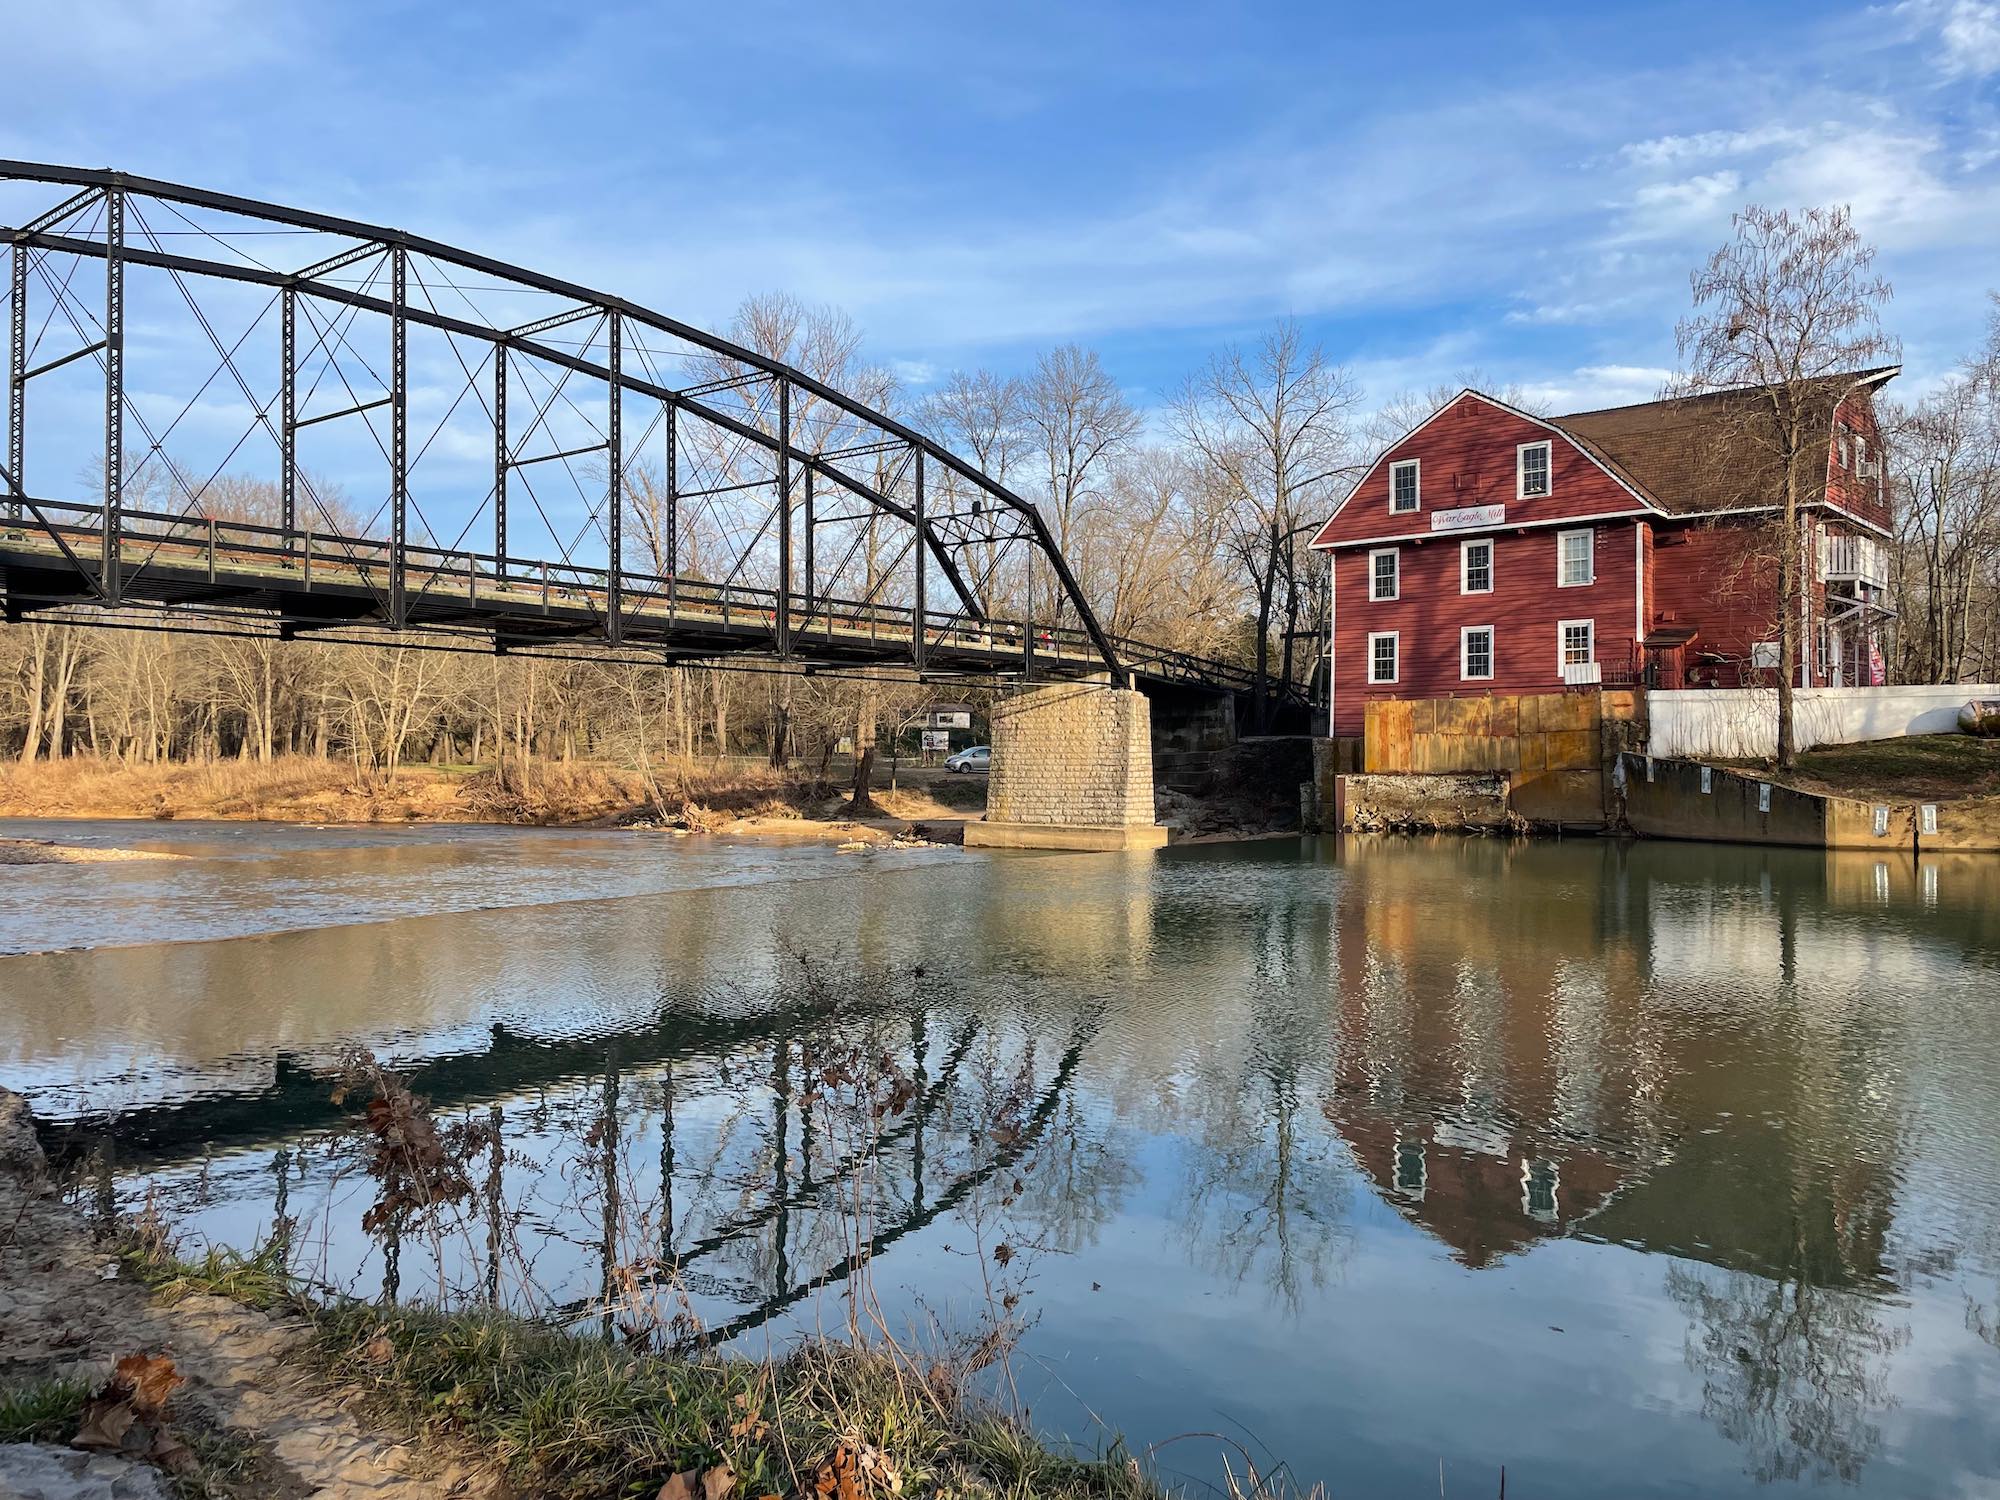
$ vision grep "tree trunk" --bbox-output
[1775,458,1801,769]
[18,629,47,765]
[846,681,882,816]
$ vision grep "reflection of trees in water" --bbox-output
[1664,1226,1909,1486]
[1003,1094,1136,1258]
[1176,1057,1351,1311]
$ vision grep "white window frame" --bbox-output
[1461,624,1495,682]
[1460,537,1494,595]
[1557,527,1595,587]
[1517,440,1552,500]
[1389,458,1420,514]
[1557,618,1595,675]
[1368,547,1400,601]
[1368,630,1399,685]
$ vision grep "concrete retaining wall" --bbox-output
[1614,753,2000,851]
[1647,685,2000,759]
[1362,689,1645,828]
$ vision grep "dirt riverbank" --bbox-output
[0,1087,1175,1500]
[0,1088,501,1499]
[0,755,1301,848]
[0,756,985,839]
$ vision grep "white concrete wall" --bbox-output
[1647,685,2000,759]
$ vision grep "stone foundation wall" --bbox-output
[1342,772,1511,831]
[987,682,1156,828]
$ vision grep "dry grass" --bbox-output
[0,755,839,828]
[1730,734,2000,803]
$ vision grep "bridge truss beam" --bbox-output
[0,161,1128,685]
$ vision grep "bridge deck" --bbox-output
[1,500,1264,694]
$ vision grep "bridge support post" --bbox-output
[493,346,507,581]
[279,287,299,554]
[8,244,25,523]
[102,187,124,601]
[776,378,790,657]
[388,247,407,630]
[607,311,622,644]
[912,448,927,672]
[664,402,678,622]
[964,680,1168,852]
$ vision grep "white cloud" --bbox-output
[1619,125,1810,168]
[1893,0,2000,76]
[1518,365,1676,414]
[6,0,292,85]
[1628,170,1744,228]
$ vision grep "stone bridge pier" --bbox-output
[963,680,1171,851]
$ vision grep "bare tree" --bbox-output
[920,369,1028,613]
[1886,361,2000,683]
[1173,320,1359,728]
[1675,205,1898,767]
[1020,346,1140,625]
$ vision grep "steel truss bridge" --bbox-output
[0,163,1287,708]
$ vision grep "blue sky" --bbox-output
[6,0,1999,422]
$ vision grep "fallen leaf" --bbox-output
[71,1396,136,1452]
[148,1429,197,1475]
[364,1333,396,1365]
[118,1353,183,1419]
[657,1469,699,1500]
[701,1459,737,1500]
[992,1243,1013,1267]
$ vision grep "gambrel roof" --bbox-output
[1555,366,1900,516]
[1310,366,1900,549]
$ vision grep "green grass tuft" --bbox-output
[308,1304,1159,1500]
[128,1240,294,1312]
[0,1375,91,1443]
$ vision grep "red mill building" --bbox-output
[1309,369,1899,738]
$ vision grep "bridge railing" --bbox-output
[8,497,1302,697]
[3,498,1113,671]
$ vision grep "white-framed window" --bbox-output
[1521,1158,1559,1222]
[1368,631,1399,684]
[1517,440,1552,499]
[1558,618,1594,674]
[1389,458,1420,514]
[1557,527,1594,587]
[1369,547,1399,601]
[1460,537,1493,594]
[1393,1136,1426,1200]
[1461,625,1495,681]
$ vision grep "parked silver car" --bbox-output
[944,745,991,773]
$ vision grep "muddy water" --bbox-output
[4,819,2000,1497]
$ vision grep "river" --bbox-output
[3,819,1999,1497]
